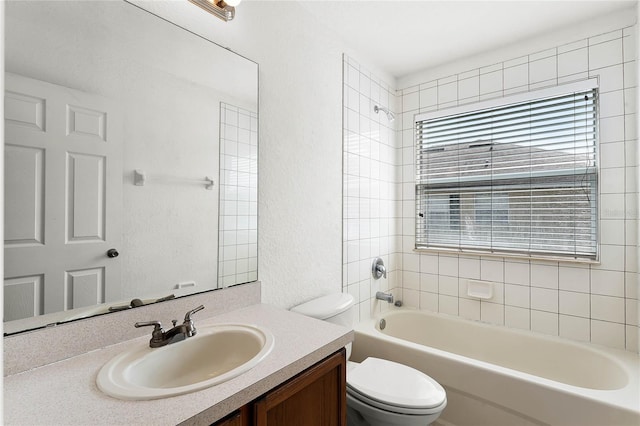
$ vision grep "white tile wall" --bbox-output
[342,55,399,320]
[505,305,530,330]
[559,315,590,342]
[396,26,639,352]
[218,103,258,287]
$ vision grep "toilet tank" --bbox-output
[291,293,355,328]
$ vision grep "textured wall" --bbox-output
[207,2,392,308]
[243,4,344,307]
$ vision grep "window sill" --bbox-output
[412,246,600,265]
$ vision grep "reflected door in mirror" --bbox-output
[4,73,123,321]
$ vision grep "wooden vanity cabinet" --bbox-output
[213,406,251,426]
[254,348,347,426]
[213,349,346,426]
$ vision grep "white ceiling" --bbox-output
[296,1,637,80]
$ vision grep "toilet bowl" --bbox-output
[291,293,446,426]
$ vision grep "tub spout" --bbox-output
[376,291,394,303]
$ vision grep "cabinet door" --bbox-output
[213,405,251,426]
[254,349,346,426]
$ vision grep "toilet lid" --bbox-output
[347,357,446,410]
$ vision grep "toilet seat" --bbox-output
[347,357,446,416]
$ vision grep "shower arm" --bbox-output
[373,105,395,121]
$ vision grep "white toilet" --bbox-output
[291,293,447,426]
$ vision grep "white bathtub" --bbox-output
[351,309,640,426]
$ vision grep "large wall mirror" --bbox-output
[3,1,258,334]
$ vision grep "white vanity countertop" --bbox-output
[3,303,353,426]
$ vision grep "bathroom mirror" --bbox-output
[3,1,258,334]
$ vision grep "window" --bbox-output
[415,80,598,260]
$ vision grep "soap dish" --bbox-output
[467,280,494,300]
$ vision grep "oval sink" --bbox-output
[97,323,274,400]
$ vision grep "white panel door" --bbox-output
[4,73,122,321]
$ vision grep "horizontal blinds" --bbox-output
[415,87,598,259]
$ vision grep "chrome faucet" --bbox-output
[376,291,394,303]
[135,305,204,348]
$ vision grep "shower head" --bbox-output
[374,105,395,122]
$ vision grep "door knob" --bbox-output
[107,248,119,258]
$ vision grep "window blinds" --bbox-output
[415,82,598,259]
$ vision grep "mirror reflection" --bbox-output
[217,103,258,287]
[3,1,258,334]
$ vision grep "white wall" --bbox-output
[232,3,343,307]
[396,13,639,352]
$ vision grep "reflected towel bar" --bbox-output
[133,169,214,190]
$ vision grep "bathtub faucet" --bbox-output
[376,291,394,304]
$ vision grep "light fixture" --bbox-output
[188,0,241,22]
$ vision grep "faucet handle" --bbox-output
[184,305,204,322]
[135,320,163,330]
[182,305,204,338]
[378,264,387,279]
[135,320,165,344]
[372,257,387,279]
